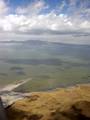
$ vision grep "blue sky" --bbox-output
[7,0,90,15]
[9,0,62,8]
[8,0,64,14]
[0,0,90,44]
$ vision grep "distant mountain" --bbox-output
[1,40,90,62]
[0,40,47,45]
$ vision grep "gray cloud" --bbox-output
[0,0,89,44]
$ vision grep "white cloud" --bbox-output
[68,0,90,18]
[59,0,66,12]
[0,0,90,44]
[0,0,9,15]
[0,12,89,36]
[0,0,89,35]
[16,0,48,15]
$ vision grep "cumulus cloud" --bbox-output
[0,0,90,44]
[0,12,90,36]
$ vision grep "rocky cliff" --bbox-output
[6,84,90,120]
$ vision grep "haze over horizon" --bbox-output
[0,0,90,44]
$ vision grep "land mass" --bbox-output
[0,40,90,92]
[6,84,90,120]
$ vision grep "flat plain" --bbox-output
[0,40,90,92]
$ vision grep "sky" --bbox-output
[0,0,90,44]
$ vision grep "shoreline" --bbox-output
[0,80,90,93]
[0,78,32,92]
[0,82,90,108]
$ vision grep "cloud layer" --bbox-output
[0,0,90,44]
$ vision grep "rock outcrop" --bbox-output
[0,97,7,120]
[6,84,90,120]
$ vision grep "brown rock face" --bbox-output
[50,101,90,120]
[6,85,90,120]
